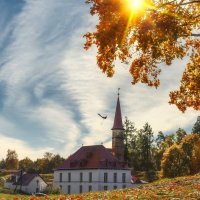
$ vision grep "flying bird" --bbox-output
[98,113,107,119]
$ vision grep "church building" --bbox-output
[53,94,132,194]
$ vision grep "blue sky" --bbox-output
[0,0,199,160]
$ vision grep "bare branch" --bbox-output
[178,0,186,4]
[157,0,176,8]
[180,0,200,5]
[191,33,200,36]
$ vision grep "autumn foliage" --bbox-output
[161,133,200,178]
[84,0,200,112]
[169,40,200,111]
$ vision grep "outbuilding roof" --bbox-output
[14,174,44,186]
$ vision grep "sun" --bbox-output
[128,0,145,11]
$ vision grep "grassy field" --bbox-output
[0,173,199,199]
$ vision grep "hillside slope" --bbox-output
[68,174,200,200]
[0,173,199,199]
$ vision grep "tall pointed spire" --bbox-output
[111,88,125,161]
[112,88,124,130]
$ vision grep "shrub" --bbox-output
[43,186,61,194]
[144,170,159,182]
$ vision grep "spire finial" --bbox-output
[118,88,120,97]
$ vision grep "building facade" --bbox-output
[54,168,131,194]
[53,94,132,194]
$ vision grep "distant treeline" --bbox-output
[0,116,200,179]
[0,151,65,174]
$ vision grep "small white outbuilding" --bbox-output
[4,171,47,194]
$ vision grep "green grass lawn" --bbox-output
[0,173,200,199]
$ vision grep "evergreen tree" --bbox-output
[128,134,139,171]
[175,128,187,144]
[164,134,175,148]
[155,131,165,146]
[0,159,6,169]
[137,123,154,171]
[154,131,166,171]
[192,116,200,135]
[123,117,137,163]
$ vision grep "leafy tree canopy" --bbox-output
[5,149,19,170]
[161,133,200,177]
[84,0,200,112]
[19,157,33,172]
[161,144,189,177]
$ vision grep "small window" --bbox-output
[68,185,71,194]
[113,173,117,183]
[60,185,62,190]
[113,185,117,190]
[88,185,92,192]
[123,185,126,189]
[79,185,82,193]
[80,172,83,182]
[59,173,62,182]
[104,185,108,191]
[89,172,92,182]
[36,179,39,186]
[122,173,126,183]
[68,173,71,182]
[104,173,108,183]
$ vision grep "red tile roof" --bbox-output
[112,97,124,130]
[131,176,142,184]
[57,145,128,170]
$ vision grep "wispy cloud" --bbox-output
[0,0,198,160]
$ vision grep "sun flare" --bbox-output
[127,0,145,12]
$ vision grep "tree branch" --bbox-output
[178,0,186,4]
[191,33,200,36]
[193,14,200,19]
[180,0,200,5]
[157,0,176,8]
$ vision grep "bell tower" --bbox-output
[112,89,125,161]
